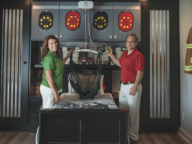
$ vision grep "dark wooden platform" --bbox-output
[38,109,128,144]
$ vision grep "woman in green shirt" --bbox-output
[40,35,72,108]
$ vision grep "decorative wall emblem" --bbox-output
[118,12,133,32]
[39,11,53,30]
[94,11,108,30]
[66,11,80,31]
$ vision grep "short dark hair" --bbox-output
[126,33,138,42]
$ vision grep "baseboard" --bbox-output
[141,125,178,132]
[0,124,28,131]
[177,127,192,144]
[29,129,37,133]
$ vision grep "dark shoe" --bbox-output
[129,138,137,144]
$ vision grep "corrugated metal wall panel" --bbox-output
[150,10,170,118]
[1,9,23,117]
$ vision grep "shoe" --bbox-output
[129,138,137,144]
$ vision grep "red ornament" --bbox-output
[66,11,80,31]
[118,12,133,32]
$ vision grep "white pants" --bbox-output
[35,85,60,144]
[119,83,142,142]
[40,84,61,108]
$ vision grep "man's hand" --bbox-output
[129,71,144,96]
[105,46,121,67]
[106,46,113,56]
[129,86,137,96]
[54,92,60,102]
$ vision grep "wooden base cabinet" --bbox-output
[29,97,42,132]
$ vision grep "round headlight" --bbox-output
[93,11,108,30]
[118,12,133,32]
[39,11,53,30]
[66,11,81,31]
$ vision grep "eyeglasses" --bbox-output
[126,41,135,44]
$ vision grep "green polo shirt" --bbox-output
[41,50,64,90]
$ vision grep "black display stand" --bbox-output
[38,109,129,144]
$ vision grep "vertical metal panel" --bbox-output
[158,10,161,118]
[167,10,170,118]
[1,9,23,117]
[6,9,12,117]
[18,9,23,117]
[14,9,19,117]
[164,10,167,118]
[162,10,166,118]
[152,10,155,118]
[165,10,168,118]
[3,9,8,117]
[1,10,5,116]
[154,10,158,118]
[164,11,167,119]
[150,10,153,118]
[10,10,16,117]
[150,10,170,118]
[159,10,164,118]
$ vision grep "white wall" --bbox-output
[179,0,192,143]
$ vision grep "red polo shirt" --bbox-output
[119,48,145,82]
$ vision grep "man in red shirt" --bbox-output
[106,33,145,144]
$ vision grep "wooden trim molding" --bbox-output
[1,0,179,3]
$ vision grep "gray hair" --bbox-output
[126,33,138,42]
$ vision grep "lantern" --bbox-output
[66,11,80,31]
[93,11,108,30]
[118,12,133,32]
[39,11,53,30]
